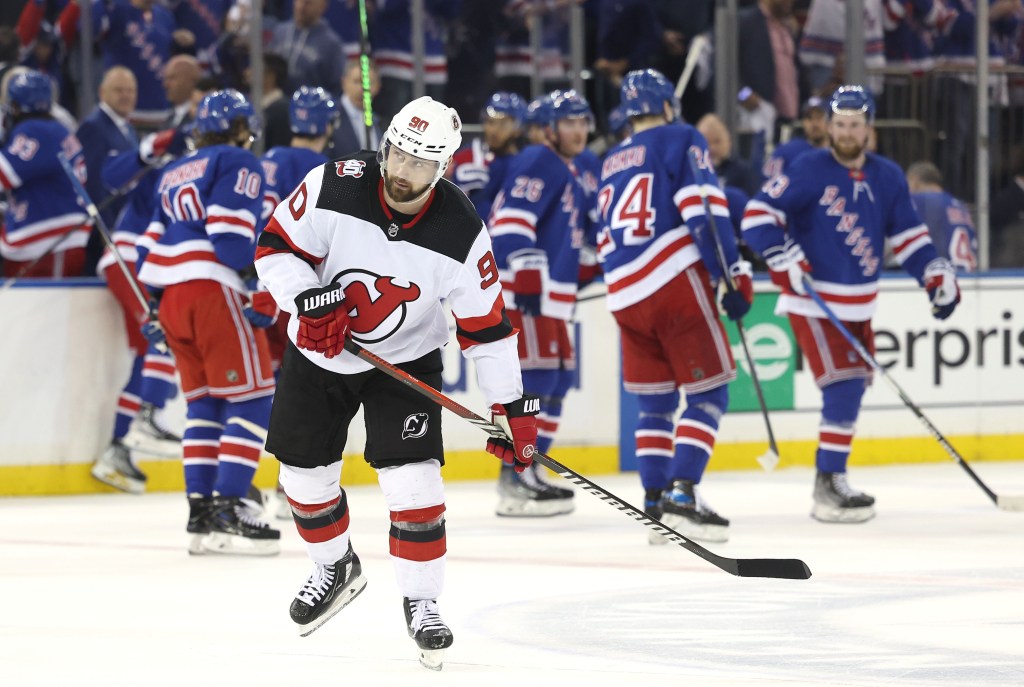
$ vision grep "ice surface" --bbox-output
[2,462,1022,686]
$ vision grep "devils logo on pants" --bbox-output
[332,269,422,344]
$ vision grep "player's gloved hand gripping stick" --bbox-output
[57,153,168,354]
[342,337,812,580]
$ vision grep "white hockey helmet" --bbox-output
[378,96,463,189]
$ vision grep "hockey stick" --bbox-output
[0,163,152,293]
[343,338,811,579]
[357,0,374,150]
[56,153,167,354]
[800,275,1024,512]
[675,33,709,99]
[685,149,780,471]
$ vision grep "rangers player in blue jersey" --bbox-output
[743,86,961,523]
[762,96,829,182]
[906,160,978,272]
[596,69,753,544]
[488,90,597,517]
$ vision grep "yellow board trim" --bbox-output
[2,435,1023,497]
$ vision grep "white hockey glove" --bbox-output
[763,238,811,295]
[923,258,960,320]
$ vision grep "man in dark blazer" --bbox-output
[328,60,382,157]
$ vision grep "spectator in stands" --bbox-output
[257,53,293,152]
[168,0,231,68]
[329,60,382,156]
[268,0,345,94]
[76,67,140,273]
[372,0,461,124]
[0,69,89,278]
[697,113,761,196]
[738,0,800,165]
[163,55,202,129]
[15,3,69,108]
[991,157,1024,268]
[651,0,715,124]
[906,160,978,272]
[799,0,886,96]
[0,27,18,91]
[494,1,570,103]
[593,0,663,91]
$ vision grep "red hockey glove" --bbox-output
[294,284,350,358]
[720,259,754,321]
[486,395,540,473]
[509,249,546,316]
[764,238,811,295]
[924,258,960,320]
[244,290,279,328]
[139,127,188,165]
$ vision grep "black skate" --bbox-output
[812,471,876,523]
[186,494,213,555]
[644,488,668,546]
[202,495,281,556]
[91,439,147,494]
[290,544,367,637]
[124,402,182,457]
[659,479,730,543]
[495,463,574,517]
[404,597,454,671]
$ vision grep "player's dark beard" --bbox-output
[830,135,864,162]
[384,173,428,203]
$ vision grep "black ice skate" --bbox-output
[644,488,668,546]
[495,463,574,517]
[404,597,454,671]
[90,439,147,494]
[202,495,281,556]
[812,471,876,523]
[290,544,367,637]
[124,402,182,457]
[186,494,213,555]
[659,479,730,543]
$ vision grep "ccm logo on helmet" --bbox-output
[408,116,430,132]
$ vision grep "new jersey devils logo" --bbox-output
[402,413,429,440]
[332,269,421,344]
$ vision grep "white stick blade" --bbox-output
[756,450,779,472]
[997,495,1024,511]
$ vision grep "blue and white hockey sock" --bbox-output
[139,346,177,408]
[183,396,224,497]
[671,385,729,483]
[817,378,866,473]
[113,356,144,440]
[214,396,272,498]
[635,391,679,496]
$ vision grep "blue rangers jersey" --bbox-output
[489,143,589,320]
[911,190,978,272]
[762,137,816,181]
[743,148,938,321]
[137,145,262,293]
[0,118,88,262]
[259,146,329,222]
[595,123,740,312]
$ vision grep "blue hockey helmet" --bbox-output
[481,91,527,126]
[524,94,555,128]
[607,103,629,137]
[828,85,875,122]
[289,86,338,136]
[5,70,52,115]
[549,89,593,127]
[194,89,262,139]
[620,68,677,118]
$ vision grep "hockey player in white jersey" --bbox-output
[255,96,538,670]
[743,86,961,522]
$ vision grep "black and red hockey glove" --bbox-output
[294,284,350,358]
[487,395,540,473]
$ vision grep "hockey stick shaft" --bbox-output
[685,150,780,459]
[0,163,151,292]
[56,154,155,322]
[342,338,810,579]
[800,276,1007,507]
[675,34,708,99]
[357,0,374,150]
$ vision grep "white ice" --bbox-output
[2,462,1023,687]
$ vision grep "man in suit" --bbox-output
[329,60,381,157]
[163,55,202,129]
[76,66,140,272]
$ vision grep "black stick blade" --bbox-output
[735,558,812,580]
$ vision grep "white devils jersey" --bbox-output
[255,152,523,406]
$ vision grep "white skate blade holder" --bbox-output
[418,648,446,671]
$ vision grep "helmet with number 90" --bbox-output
[289,86,338,136]
[194,89,262,140]
[378,95,462,189]
[828,85,875,122]
[4,69,52,116]
[620,68,677,119]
